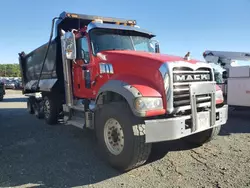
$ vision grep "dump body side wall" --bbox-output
[19,37,64,94]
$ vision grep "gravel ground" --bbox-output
[0,90,250,188]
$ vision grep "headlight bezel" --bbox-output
[159,63,170,91]
[134,97,163,112]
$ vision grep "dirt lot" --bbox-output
[0,90,250,188]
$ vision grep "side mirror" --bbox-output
[222,71,228,79]
[64,31,76,60]
[155,43,160,53]
[76,37,90,64]
[150,39,160,53]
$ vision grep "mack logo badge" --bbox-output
[174,74,210,82]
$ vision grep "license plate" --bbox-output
[197,112,210,131]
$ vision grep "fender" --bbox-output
[96,75,165,117]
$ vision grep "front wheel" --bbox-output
[183,125,221,145]
[95,102,152,171]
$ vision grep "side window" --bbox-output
[78,37,90,63]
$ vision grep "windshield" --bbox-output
[90,29,155,54]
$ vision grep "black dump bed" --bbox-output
[19,39,64,94]
[19,11,136,94]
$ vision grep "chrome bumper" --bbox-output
[145,105,228,143]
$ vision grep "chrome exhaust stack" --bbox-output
[60,29,75,107]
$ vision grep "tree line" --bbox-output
[0,64,21,77]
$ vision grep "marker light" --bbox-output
[93,19,103,23]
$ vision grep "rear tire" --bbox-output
[27,98,34,114]
[34,107,44,119]
[43,96,59,125]
[95,102,152,171]
[0,95,3,101]
[34,100,44,119]
[184,125,221,145]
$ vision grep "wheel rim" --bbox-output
[104,118,125,155]
[44,99,50,119]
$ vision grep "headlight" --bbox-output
[216,89,224,103]
[134,97,163,111]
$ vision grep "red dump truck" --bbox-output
[19,11,228,171]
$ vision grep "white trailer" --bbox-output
[203,50,250,107]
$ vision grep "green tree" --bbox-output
[0,64,21,77]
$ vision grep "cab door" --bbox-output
[73,36,94,99]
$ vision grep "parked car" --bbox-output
[5,80,16,89]
[14,80,23,89]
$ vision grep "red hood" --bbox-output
[97,50,201,64]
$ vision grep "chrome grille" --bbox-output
[173,67,212,108]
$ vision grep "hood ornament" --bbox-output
[184,51,191,60]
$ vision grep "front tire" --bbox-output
[184,125,221,145]
[95,102,152,171]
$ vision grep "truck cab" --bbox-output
[19,12,228,171]
[71,20,159,102]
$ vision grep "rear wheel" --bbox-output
[184,125,221,145]
[27,98,34,114]
[0,95,3,101]
[43,96,59,125]
[95,102,152,171]
[34,100,44,119]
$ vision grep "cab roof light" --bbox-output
[127,20,136,26]
[67,13,79,18]
[93,18,103,23]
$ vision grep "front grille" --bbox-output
[173,67,212,108]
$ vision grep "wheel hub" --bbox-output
[104,118,124,155]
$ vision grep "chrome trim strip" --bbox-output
[99,63,106,74]
[173,102,211,113]
[159,63,173,113]
[173,82,212,86]
[173,70,210,74]
[108,64,114,74]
